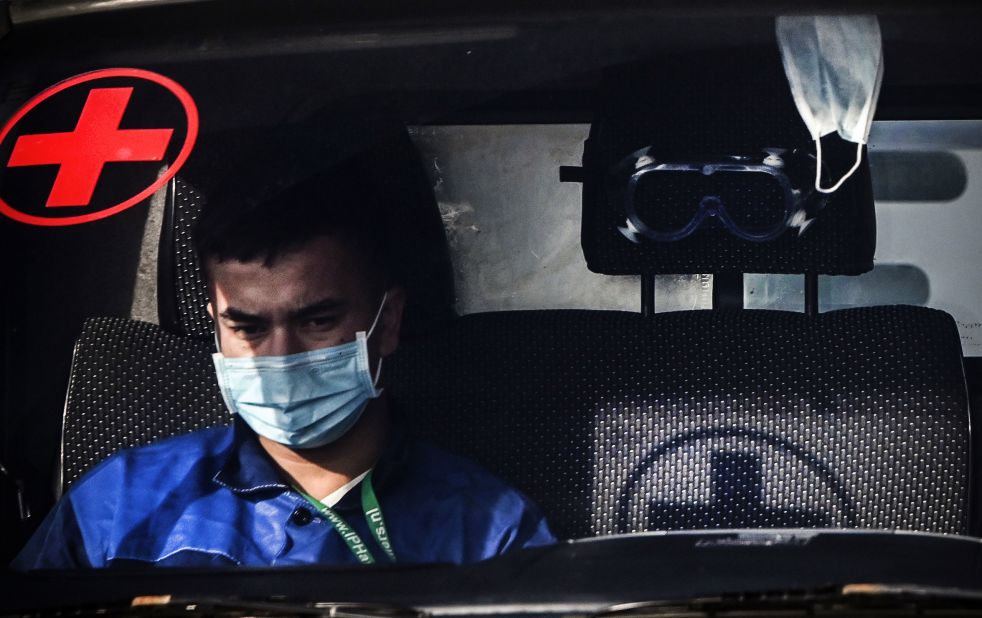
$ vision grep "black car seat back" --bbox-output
[388,307,969,539]
[61,318,226,490]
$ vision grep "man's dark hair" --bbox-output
[189,118,457,341]
[193,155,390,287]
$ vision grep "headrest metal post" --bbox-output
[712,272,744,310]
[641,274,655,318]
[805,273,819,316]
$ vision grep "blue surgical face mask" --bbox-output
[212,294,388,449]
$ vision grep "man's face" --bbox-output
[206,235,404,361]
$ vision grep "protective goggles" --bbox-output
[610,147,830,243]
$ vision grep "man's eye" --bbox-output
[230,324,264,336]
[303,316,337,329]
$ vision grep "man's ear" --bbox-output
[379,286,406,358]
[206,302,214,319]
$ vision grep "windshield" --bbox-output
[2,1,982,613]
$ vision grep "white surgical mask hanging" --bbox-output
[776,14,884,194]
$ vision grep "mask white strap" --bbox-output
[372,357,384,387]
[213,322,223,354]
[366,292,389,388]
[815,139,864,194]
[366,291,389,339]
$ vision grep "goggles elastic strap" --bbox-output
[814,139,863,194]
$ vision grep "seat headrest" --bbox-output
[579,48,876,276]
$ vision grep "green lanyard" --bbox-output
[293,470,396,564]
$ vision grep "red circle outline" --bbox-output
[0,68,199,226]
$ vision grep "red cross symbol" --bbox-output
[7,87,174,207]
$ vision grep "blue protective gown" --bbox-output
[12,419,555,568]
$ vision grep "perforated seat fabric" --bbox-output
[62,307,970,539]
[61,318,228,490]
[387,306,970,539]
[158,178,213,339]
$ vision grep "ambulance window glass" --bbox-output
[414,121,982,357]
[745,120,981,356]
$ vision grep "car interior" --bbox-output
[3,1,982,615]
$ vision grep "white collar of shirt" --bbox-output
[320,468,372,507]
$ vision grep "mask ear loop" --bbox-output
[365,292,389,386]
[213,319,223,354]
[814,139,864,194]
